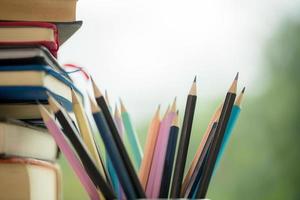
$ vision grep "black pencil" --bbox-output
[195,73,238,198]
[159,111,180,198]
[47,94,116,199]
[185,122,218,198]
[91,78,146,198]
[170,77,197,198]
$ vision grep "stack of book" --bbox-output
[0,1,81,200]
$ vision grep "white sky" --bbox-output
[59,0,300,121]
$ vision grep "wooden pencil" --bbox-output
[139,105,161,189]
[185,122,218,198]
[91,79,146,198]
[195,73,238,198]
[114,105,125,199]
[120,98,143,169]
[89,96,138,199]
[71,90,108,182]
[147,99,176,197]
[104,91,119,194]
[39,105,101,200]
[215,87,245,167]
[181,104,222,195]
[159,111,180,198]
[170,77,197,198]
[47,95,116,199]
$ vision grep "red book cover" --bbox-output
[0,21,59,57]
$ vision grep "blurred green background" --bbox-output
[57,3,300,200]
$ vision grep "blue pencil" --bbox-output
[159,112,180,198]
[89,96,136,199]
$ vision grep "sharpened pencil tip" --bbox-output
[88,94,101,112]
[189,80,197,96]
[90,77,103,98]
[193,75,197,82]
[235,72,239,80]
[114,104,120,118]
[242,86,246,93]
[171,97,177,112]
[47,94,61,113]
[38,104,52,122]
[119,98,126,113]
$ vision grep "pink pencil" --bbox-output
[146,100,176,197]
[39,105,100,200]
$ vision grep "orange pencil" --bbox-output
[139,105,161,189]
[181,104,222,195]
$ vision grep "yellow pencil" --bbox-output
[71,90,107,181]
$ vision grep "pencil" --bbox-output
[71,90,108,182]
[39,105,101,200]
[91,78,146,198]
[195,73,238,198]
[47,95,116,199]
[170,77,197,198]
[114,104,124,199]
[89,96,140,199]
[120,99,143,169]
[181,104,222,195]
[139,105,161,189]
[215,87,245,167]
[159,111,180,198]
[104,91,119,194]
[147,99,176,197]
[185,122,218,198]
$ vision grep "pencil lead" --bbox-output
[242,86,246,93]
[189,78,197,96]
[193,75,197,82]
[88,94,101,112]
[119,98,127,113]
[176,110,179,115]
[235,87,246,107]
[171,97,177,112]
[90,77,103,98]
[234,72,239,81]
[47,93,62,113]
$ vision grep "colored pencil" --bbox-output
[39,105,101,200]
[185,122,218,198]
[216,87,245,167]
[139,105,161,189]
[71,90,108,182]
[159,111,180,198]
[104,91,119,194]
[91,78,146,198]
[181,104,222,195]
[47,95,115,199]
[89,96,139,199]
[195,73,238,198]
[114,105,125,200]
[170,77,197,198]
[120,99,143,169]
[147,99,176,197]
